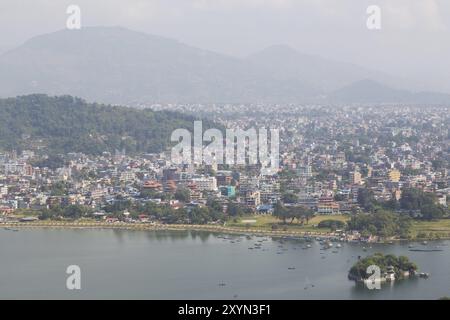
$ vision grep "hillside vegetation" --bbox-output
[0,94,199,155]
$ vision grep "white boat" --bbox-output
[323,241,333,249]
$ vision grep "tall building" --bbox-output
[0,185,8,197]
[367,166,373,178]
[216,171,232,186]
[192,177,217,191]
[350,171,362,185]
[220,186,236,198]
[239,176,259,193]
[388,169,401,183]
[244,190,261,207]
[317,196,340,215]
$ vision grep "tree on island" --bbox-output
[349,253,417,281]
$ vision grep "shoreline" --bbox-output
[1,221,337,239]
[2,221,449,242]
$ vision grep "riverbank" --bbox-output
[227,215,450,241]
[0,220,340,239]
[3,219,450,241]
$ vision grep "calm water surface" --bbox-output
[0,228,449,299]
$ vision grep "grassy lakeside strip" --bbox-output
[228,215,450,241]
[1,221,338,239]
[410,219,450,240]
[3,215,450,241]
[227,214,349,233]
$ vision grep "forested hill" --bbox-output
[0,94,199,155]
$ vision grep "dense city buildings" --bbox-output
[0,104,448,231]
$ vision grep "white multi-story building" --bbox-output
[192,177,217,191]
[120,171,135,182]
[244,190,261,207]
[239,176,259,193]
[0,185,8,197]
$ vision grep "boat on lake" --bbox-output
[409,248,443,252]
[323,241,333,249]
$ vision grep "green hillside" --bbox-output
[0,94,199,155]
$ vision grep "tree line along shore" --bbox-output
[2,215,450,241]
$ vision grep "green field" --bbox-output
[9,210,450,239]
[226,214,350,233]
[411,219,450,239]
[227,214,450,239]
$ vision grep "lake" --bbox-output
[0,228,449,299]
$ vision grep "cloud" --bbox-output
[191,0,294,10]
[0,0,450,92]
[385,0,447,31]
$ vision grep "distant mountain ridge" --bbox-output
[0,26,449,105]
[329,79,450,104]
[245,44,394,93]
[0,45,11,55]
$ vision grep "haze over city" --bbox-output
[1,0,449,303]
[1,0,450,94]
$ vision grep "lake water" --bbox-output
[0,228,449,299]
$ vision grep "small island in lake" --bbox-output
[348,253,418,283]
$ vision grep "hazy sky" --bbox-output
[1,0,450,92]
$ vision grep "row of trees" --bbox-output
[347,210,412,238]
[357,187,447,220]
[273,202,315,225]
[103,198,226,224]
[317,219,346,230]
[38,201,226,225]
[38,205,91,220]
[272,203,414,238]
